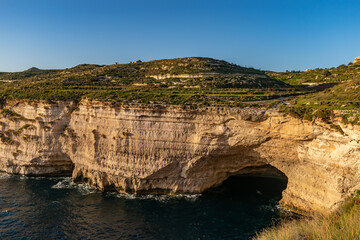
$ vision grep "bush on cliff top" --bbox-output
[279,106,333,122]
[254,192,360,240]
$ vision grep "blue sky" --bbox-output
[1,0,359,72]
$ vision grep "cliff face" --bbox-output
[0,100,359,214]
[0,101,75,176]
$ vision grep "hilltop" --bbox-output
[267,56,360,86]
[266,57,360,111]
[0,67,58,81]
[0,57,297,107]
[2,56,358,111]
[0,57,287,87]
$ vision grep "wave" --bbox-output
[51,178,98,195]
[50,178,202,200]
[275,204,297,218]
[0,173,11,179]
[106,192,201,202]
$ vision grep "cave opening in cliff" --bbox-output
[205,165,288,201]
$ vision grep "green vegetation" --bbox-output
[255,191,360,240]
[279,105,360,129]
[0,57,304,107]
[267,61,360,85]
[0,130,17,145]
[279,106,333,122]
[0,57,359,114]
[0,67,58,80]
[267,59,360,111]
[294,79,360,110]
[13,124,36,136]
[330,124,345,135]
[0,109,35,122]
[1,108,22,118]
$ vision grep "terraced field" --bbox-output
[0,57,304,107]
[1,57,359,113]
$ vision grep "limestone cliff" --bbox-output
[0,100,359,214]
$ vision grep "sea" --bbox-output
[0,173,288,240]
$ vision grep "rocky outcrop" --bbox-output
[0,100,359,214]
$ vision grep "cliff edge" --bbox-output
[0,100,359,214]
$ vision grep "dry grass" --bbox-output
[254,194,360,240]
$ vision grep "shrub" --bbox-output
[313,109,332,121]
[324,70,332,77]
[303,113,313,121]
[330,124,345,135]
[342,115,349,124]
[255,195,360,240]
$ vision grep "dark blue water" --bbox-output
[0,174,287,240]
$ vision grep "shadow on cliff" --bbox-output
[0,98,6,109]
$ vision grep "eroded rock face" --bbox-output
[0,100,359,214]
[0,100,75,176]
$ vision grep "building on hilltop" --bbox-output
[353,56,360,64]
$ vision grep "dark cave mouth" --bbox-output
[205,165,288,200]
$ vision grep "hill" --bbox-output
[267,57,360,111]
[0,67,59,81]
[0,57,299,107]
[267,57,360,86]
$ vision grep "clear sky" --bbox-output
[1,0,360,72]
